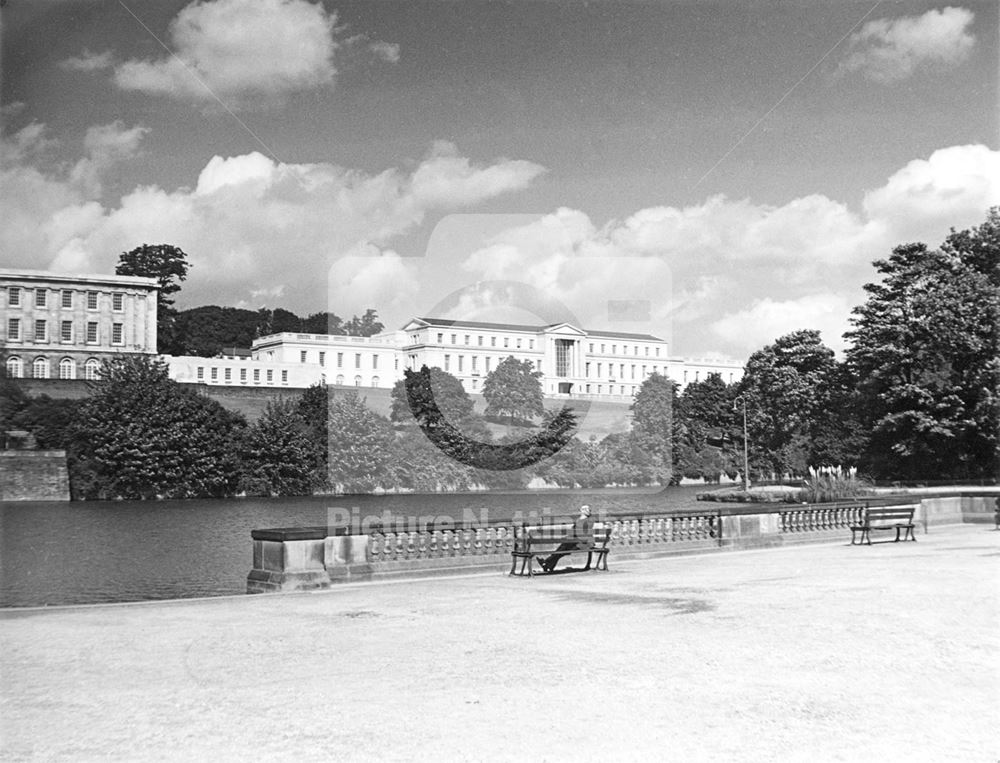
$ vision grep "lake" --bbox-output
[0,485,713,608]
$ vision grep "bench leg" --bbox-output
[509,555,517,576]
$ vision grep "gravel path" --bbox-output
[2,525,997,761]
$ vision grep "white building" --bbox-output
[1,269,158,380]
[172,316,742,397]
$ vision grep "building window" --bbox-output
[458,356,464,372]
[631,365,636,380]
[464,335,470,345]
[444,354,450,371]
[35,288,47,308]
[597,363,602,377]
[471,379,477,389]
[585,362,591,377]
[112,323,123,345]
[34,320,47,342]
[112,293,123,311]
[253,369,260,382]
[601,344,605,353]
[319,352,325,366]
[8,287,20,307]
[620,363,625,378]
[529,339,534,350]
[211,368,218,381]
[355,353,361,369]
[503,337,509,348]
[281,370,288,383]
[32,357,49,379]
[87,291,98,310]
[372,355,378,370]
[516,338,522,348]
[536,359,541,371]
[491,337,496,347]
[555,339,572,377]
[372,376,380,387]
[337,352,343,368]
[197,367,204,380]
[267,370,273,382]
[61,321,73,342]
[62,290,73,308]
[437,333,443,343]
[486,357,492,372]
[354,375,361,386]
[300,350,307,363]
[6,357,23,378]
[585,383,591,393]
[472,356,478,371]
[655,347,660,357]
[84,359,100,380]
[240,368,247,382]
[224,368,232,382]
[59,358,75,379]
[477,336,483,346]
[612,344,616,354]
[395,358,399,370]
[7,318,20,341]
[335,374,343,385]
[588,343,593,352]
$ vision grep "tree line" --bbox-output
[2,210,996,497]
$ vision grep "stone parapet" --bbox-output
[247,493,997,593]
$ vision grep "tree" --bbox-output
[390,366,477,428]
[344,309,384,337]
[69,355,245,499]
[116,244,190,354]
[482,356,544,425]
[326,391,395,493]
[630,372,675,484]
[845,213,1000,479]
[674,374,741,481]
[239,398,321,496]
[739,330,837,477]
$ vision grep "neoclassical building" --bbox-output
[1,269,158,380]
[173,316,743,398]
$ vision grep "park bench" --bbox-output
[850,505,917,545]
[509,522,611,576]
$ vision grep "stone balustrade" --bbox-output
[247,493,997,593]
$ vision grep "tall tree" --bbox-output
[845,213,1000,479]
[326,391,395,493]
[739,330,837,477]
[69,355,244,499]
[116,244,190,354]
[239,398,320,496]
[630,372,675,484]
[482,356,544,425]
[675,373,741,481]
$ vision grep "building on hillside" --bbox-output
[167,317,743,397]
[0,269,158,380]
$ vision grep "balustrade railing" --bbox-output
[778,504,864,534]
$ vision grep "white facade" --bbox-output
[1,269,158,380]
[200,317,745,397]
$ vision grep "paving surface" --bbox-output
[2,525,998,761]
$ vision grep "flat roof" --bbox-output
[0,269,159,289]
[409,317,663,342]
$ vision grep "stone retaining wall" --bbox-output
[0,450,70,501]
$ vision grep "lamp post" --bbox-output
[734,395,750,492]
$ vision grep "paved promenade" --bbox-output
[2,525,997,761]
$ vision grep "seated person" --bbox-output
[539,505,593,572]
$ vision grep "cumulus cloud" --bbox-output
[840,7,975,83]
[455,144,1000,356]
[0,130,545,310]
[709,295,854,355]
[110,0,338,106]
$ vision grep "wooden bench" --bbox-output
[509,523,611,576]
[850,505,917,545]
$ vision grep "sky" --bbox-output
[2,0,998,359]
